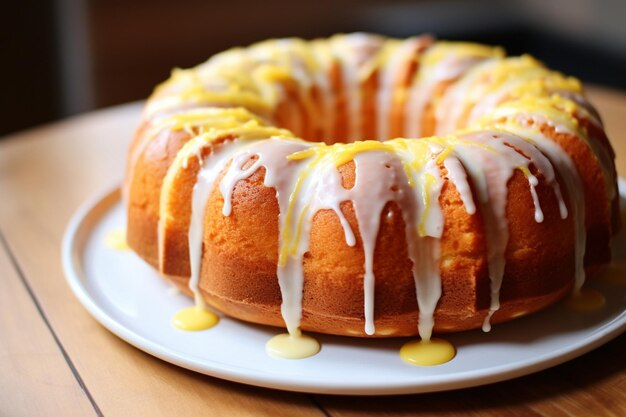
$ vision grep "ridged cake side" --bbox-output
[125,34,618,338]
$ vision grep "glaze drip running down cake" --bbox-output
[124,33,618,342]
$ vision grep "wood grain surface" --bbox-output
[0,87,624,416]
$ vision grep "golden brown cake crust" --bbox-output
[125,34,618,338]
[127,146,584,337]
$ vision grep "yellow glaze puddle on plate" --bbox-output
[266,332,320,359]
[104,228,129,250]
[566,287,606,312]
[400,338,456,366]
[173,306,219,331]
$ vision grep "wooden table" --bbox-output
[1,87,625,416]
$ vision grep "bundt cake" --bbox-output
[124,33,618,342]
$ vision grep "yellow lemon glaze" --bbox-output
[400,338,456,366]
[566,287,606,311]
[172,306,219,331]
[597,262,626,286]
[266,332,320,359]
[132,34,617,358]
[104,228,129,250]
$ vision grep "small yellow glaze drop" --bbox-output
[105,228,129,250]
[266,332,320,359]
[597,263,626,286]
[566,287,606,312]
[172,306,219,331]
[400,338,456,366]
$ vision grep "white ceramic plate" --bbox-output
[62,186,626,395]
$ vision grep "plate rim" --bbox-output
[62,184,626,395]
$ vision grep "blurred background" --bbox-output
[3,0,626,136]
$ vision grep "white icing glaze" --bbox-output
[465,67,547,126]
[310,40,336,139]
[218,138,314,333]
[443,156,476,214]
[405,54,488,137]
[489,119,586,292]
[445,130,568,331]
[483,99,615,201]
[188,140,257,305]
[179,126,581,338]
[205,127,569,338]
[331,37,363,141]
[216,138,441,338]
[435,58,503,135]
[376,39,420,140]
[146,35,611,345]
